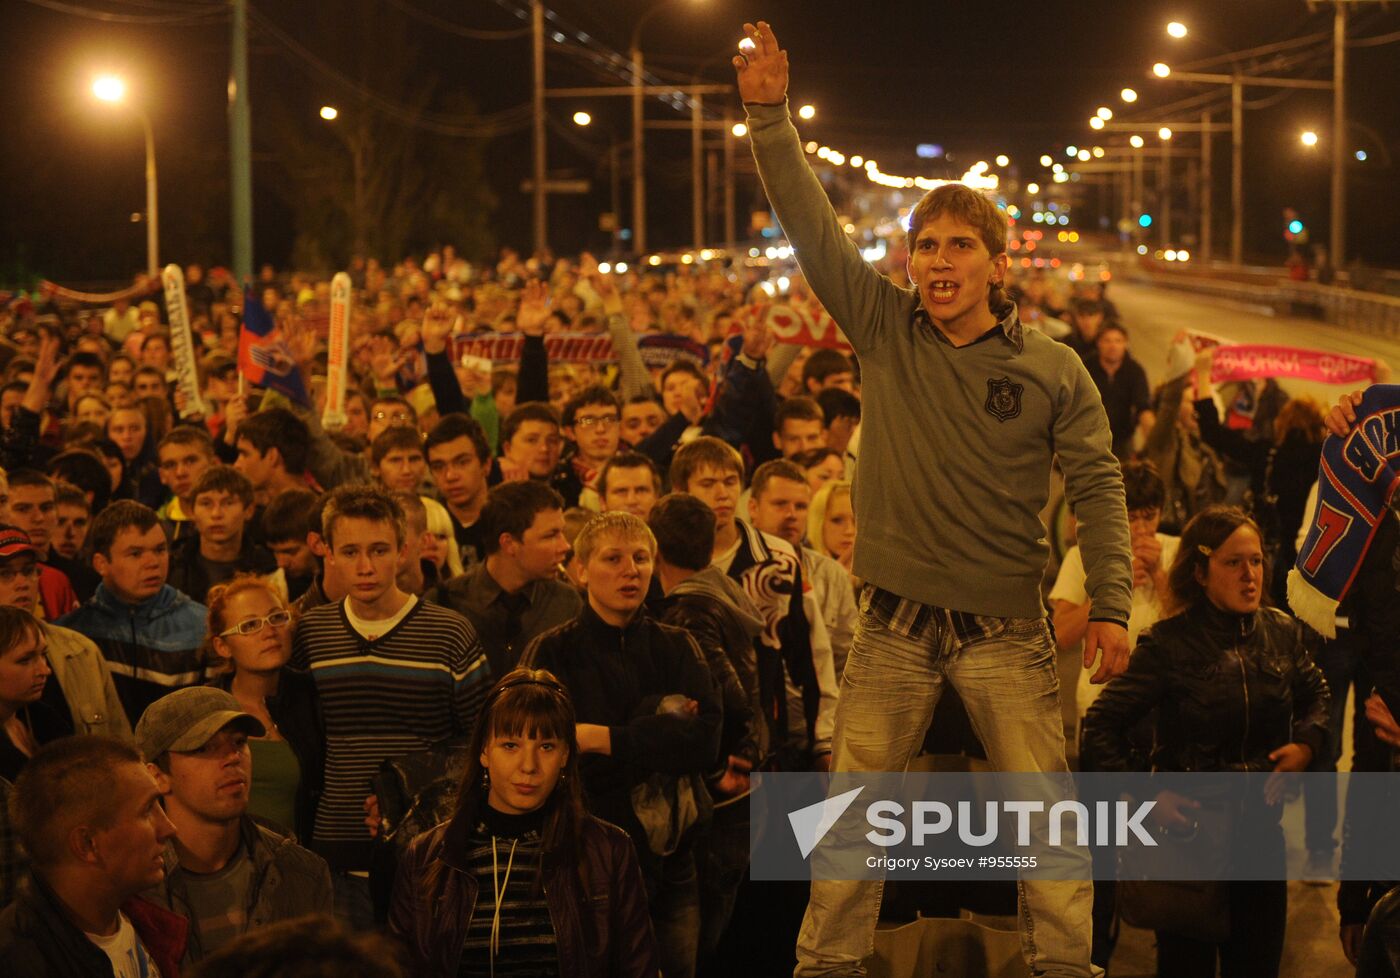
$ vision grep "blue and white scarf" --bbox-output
[1289,385,1400,637]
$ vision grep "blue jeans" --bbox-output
[652,848,701,978]
[1304,627,1360,855]
[794,602,1094,977]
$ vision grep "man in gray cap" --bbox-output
[136,686,332,965]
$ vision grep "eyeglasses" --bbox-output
[0,562,39,584]
[219,609,293,637]
[373,411,414,426]
[574,415,619,431]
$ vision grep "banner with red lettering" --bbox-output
[756,301,853,352]
[452,333,616,364]
[1210,344,1379,386]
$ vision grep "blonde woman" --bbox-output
[807,479,855,572]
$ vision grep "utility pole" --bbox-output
[692,94,704,250]
[1160,139,1172,247]
[723,111,736,248]
[1200,109,1213,263]
[631,45,646,256]
[1331,2,1347,268]
[532,1,547,255]
[1231,75,1243,265]
[229,0,253,282]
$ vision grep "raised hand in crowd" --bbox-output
[222,389,250,445]
[732,20,788,105]
[368,334,403,389]
[741,314,775,362]
[421,303,455,355]
[517,279,551,337]
[1325,388,1366,438]
[20,330,62,415]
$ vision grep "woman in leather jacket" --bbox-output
[1083,505,1329,978]
[388,667,659,978]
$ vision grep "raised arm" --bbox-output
[735,21,904,354]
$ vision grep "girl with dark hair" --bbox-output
[0,606,68,781]
[388,667,659,978]
[1083,505,1330,978]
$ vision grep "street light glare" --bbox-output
[1039,154,1052,167]
[1092,146,1105,158]
[1129,134,1145,148]
[995,154,1010,167]
[92,75,126,104]
[1167,22,1188,39]
[319,105,338,121]
[572,110,592,126]
[1121,88,1138,103]
[1089,117,1105,130]
[1158,127,1173,140]
[1097,107,1113,121]
[731,122,748,138]
[1077,149,1091,161]
[1152,62,1171,78]
[797,104,816,120]
[1027,182,1039,194]
[1300,130,1319,147]
[1066,145,1078,157]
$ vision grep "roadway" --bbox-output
[1064,277,1368,977]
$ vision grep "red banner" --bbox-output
[1210,344,1379,386]
[452,333,617,363]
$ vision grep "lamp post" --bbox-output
[93,75,158,279]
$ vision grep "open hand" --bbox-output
[422,304,454,355]
[733,21,789,105]
[517,280,551,337]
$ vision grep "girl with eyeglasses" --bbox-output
[205,574,325,842]
[389,667,659,978]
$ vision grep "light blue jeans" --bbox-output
[794,601,1094,978]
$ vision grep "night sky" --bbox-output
[2,0,1397,284]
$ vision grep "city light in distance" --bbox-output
[732,122,748,137]
[995,154,1010,167]
[1027,182,1039,194]
[850,155,864,167]
[798,104,816,120]
[1130,134,1145,148]
[1158,127,1173,140]
[572,111,592,126]
[1300,130,1318,147]
[1092,146,1105,158]
[1052,163,1064,173]
[1153,62,1171,78]
[1138,245,1149,254]
[1077,149,1091,161]
[1356,149,1368,161]
[1066,145,1079,157]
[92,74,127,103]
[319,105,338,121]
[1089,117,1105,130]
[1039,154,1053,167]
[1167,22,1188,39]
[1121,88,1138,103]
[1097,107,1113,121]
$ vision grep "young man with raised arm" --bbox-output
[734,21,1132,978]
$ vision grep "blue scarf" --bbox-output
[1288,384,1400,637]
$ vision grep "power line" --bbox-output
[17,0,223,25]
[379,0,531,41]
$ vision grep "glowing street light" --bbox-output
[1097,107,1113,121]
[319,105,339,121]
[1121,87,1138,103]
[731,122,748,138]
[92,74,127,103]
[92,73,158,278]
[1077,149,1091,161]
[1089,117,1105,130]
[995,154,1010,167]
[797,103,816,121]
[1129,134,1145,149]
[1066,145,1079,157]
[1167,21,1188,39]
[1092,146,1105,158]
[1039,154,1053,167]
[572,110,592,126]
[1027,182,1039,194]
[1158,127,1173,141]
[1153,62,1171,78]
[1300,130,1319,147]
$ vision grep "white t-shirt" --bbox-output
[344,594,417,642]
[1050,533,1180,726]
[86,912,162,978]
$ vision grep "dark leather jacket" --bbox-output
[0,872,188,978]
[388,811,659,978]
[1082,603,1329,774]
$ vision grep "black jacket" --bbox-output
[519,605,721,876]
[0,872,188,978]
[389,811,659,978]
[212,668,325,843]
[1082,603,1330,774]
[167,533,279,606]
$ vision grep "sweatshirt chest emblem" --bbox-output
[984,377,1024,422]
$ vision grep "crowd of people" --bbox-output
[0,20,1397,978]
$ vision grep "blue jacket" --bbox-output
[57,584,209,727]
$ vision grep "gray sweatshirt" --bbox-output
[747,102,1133,623]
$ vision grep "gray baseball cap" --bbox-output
[135,687,267,762]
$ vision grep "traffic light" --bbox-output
[1283,207,1309,245]
[1138,214,1153,228]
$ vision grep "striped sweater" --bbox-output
[293,598,491,870]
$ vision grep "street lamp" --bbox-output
[1152,62,1171,78]
[1158,127,1173,141]
[1089,117,1105,130]
[731,122,748,138]
[1121,87,1139,103]
[797,103,816,121]
[1129,134,1145,149]
[1301,130,1319,147]
[1097,107,1114,121]
[1167,21,1188,39]
[995,154,1010,167]
[92,74,158,279]
[319,105,339,121]
[573,110,593,126]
